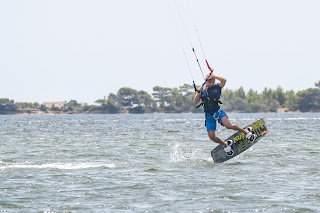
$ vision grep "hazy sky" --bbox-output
[1,0,319,104]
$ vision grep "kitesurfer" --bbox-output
[194,73,256,156]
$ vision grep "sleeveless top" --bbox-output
[200,83,222,114]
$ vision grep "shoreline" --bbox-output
[0,108,307,115]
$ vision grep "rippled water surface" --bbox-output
[1,113,320,212]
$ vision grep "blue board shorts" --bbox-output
[205,109,228,131]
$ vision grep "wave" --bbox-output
[164,119,188,123]
[170,143,212,163]
[267,117,320,121]
[0,162,116,170]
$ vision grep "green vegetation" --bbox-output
[1,82,319,114]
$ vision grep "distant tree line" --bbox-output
[1,81,319,114]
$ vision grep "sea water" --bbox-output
[0,113,319,212]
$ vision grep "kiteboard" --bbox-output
[211,118,268,163]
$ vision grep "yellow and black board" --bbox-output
[211,118,268,163]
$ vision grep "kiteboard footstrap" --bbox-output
[246,127,257,143]
[224,140,234,156]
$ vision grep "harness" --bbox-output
[203,98,222,109]
[196,98,222,108]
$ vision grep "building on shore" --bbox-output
[43,101,66,108]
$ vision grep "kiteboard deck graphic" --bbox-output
[211,118,268,163]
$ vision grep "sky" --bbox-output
[1,0,319,104]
